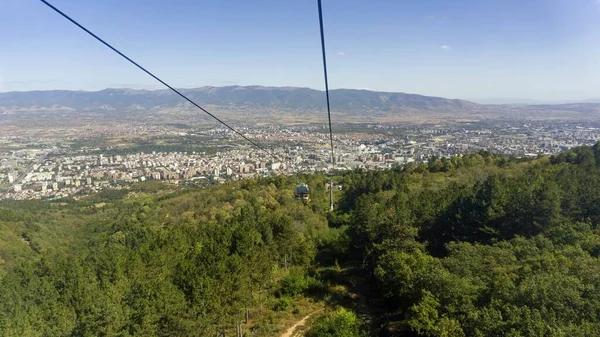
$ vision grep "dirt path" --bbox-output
[279,309,324,337]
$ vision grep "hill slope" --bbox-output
[3,147,600,335]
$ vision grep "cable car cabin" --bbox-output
[294,183,311,202]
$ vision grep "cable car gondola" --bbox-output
[40,0,335,211]
[294,183,311,202]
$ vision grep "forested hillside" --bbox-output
[3,145,600,336]
[338,144,600,336]
[0,177,332,336]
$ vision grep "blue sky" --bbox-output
[1,0,600,101]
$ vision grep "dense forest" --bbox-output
[3,144,600,336]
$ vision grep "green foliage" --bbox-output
[306,308,365,337]
[0,174,331,336]
[314,225,351,265]
[273,296,293,311]
[375,248,436,309]
[339,143,600,336]
[5,143,600,336]
[280,268,312,297]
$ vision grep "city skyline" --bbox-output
[3,120,599,200]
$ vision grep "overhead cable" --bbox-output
[39,0,280,161]
[317,0,336,211]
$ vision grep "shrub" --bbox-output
[306,308,365,337]
[273,296,293,311]
[280,269,311,297]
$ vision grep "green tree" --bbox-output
[306,308,365,337]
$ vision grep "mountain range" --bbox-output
[1,86,599,120]
[0,86,481,114]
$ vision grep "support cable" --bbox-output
[317,0,336,211]
[39,0,279,162]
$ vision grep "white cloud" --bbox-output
[440,45,451,50]
[426,15,435,19]
[337,51,346,56]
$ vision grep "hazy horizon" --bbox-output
[1,84,599,105]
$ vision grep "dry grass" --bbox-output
[244,297,325,337]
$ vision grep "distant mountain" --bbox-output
[469,98,557,105]
[518,103,600,114]
[471,98,600,105]
[3,86,600,121]
[0,86,482,115]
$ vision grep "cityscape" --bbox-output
[4,0,600,335]
[2,120,600,200]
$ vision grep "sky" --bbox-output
[1,0,600,102]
